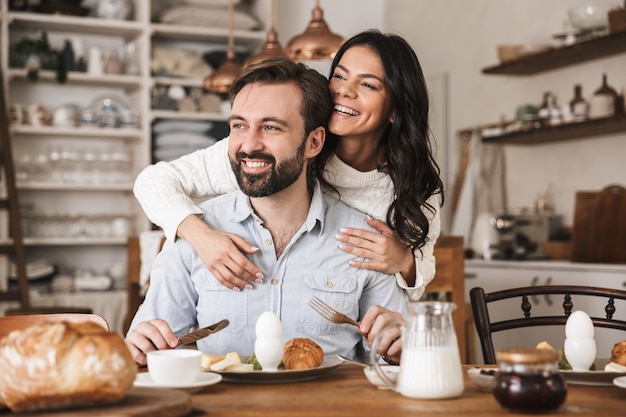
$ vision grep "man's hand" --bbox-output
[358,305,405,364]
[177,215,264,290]
[125,319,179,365]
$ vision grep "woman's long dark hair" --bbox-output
[310,30,444,251]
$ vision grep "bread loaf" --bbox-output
[0,321,137,412]
[282,338,324,370]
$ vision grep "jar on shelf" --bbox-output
[589,73,619,118]
[493,347,567,414]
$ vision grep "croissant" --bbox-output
[282,338,324,370]
[0,321,137,412]
[610,340,626,366]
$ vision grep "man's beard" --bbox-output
[230,139,306,197]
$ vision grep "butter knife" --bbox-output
[178,319,229,346]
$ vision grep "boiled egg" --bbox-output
[565,310,594,339]
[255,311,283,339]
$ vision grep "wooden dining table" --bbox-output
[177,364,625,417]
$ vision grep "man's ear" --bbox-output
[305,126,326,158]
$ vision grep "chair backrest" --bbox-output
[124,235,166,333]
[470,285,626,364]
[0,313,109,339]
[428,236,467,362]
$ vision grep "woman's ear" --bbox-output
[306,126,326,158]
[389,114,396,124]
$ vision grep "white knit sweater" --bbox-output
[133,137,441,300]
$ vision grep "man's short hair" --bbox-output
[230,58,332,136]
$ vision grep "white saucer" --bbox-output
[134,372,222,393]
[614,376,626,389]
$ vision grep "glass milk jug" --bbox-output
[371,301,464,399]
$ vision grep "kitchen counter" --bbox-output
[466,259,626,274]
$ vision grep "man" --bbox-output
[126,58,408,366]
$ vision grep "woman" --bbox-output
[133,30,443,301]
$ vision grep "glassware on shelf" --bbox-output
[569,84,589,122]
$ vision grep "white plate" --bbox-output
[561,369,626,386]
[467,367,497,391]
[560,359,626,386]
[134,371,222,393]
[216,356,341,383]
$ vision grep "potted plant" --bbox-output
[9,31,68,83]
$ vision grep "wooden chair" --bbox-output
[124,236,165,333]
[470,285,626,364]
[0,313,109,338]
[428,236,470,363]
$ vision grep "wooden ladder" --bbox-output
[0,68,31,310]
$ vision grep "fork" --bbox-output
[307,296,360,328]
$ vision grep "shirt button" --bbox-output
[264,239,273,246]
[326,281,334,288]
[271,278,279,285]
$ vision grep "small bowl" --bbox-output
[147,349,203,386]
[497,44,524,62]
[467,367,497,391]
[568,4,613,30]
[363,365,400,389]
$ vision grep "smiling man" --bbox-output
[126,58,408,366]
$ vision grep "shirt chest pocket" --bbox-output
[195,273,248,334]
[301,271,359,336]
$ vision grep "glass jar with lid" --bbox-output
[493,347,567,414]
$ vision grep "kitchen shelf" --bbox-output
[482,30,626,75]
[17,182,133,191]
[151,23,265,46]
[8,69,144,91]
[151,109,228,122]
[8,11,144,39]
[481,115,626,145]
[10,125,143,140]
[151,76,204,88]
[23,237,128,246]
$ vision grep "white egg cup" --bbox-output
[564,338,596,371]
[255,337,284,371]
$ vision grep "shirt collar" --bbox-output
[231,179,325,236]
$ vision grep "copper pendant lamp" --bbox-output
[203,0,242,94]
[244,0,287,68]
[285,0,345,62]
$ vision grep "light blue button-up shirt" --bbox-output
[129,180,409,360]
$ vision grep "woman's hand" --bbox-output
[177,215,264,290]
[335,216,416,285]
[359,305,405,364]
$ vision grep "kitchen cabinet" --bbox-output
[465,259,626,364]
[0,1,264,292]
[468,31,626,146]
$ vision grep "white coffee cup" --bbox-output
[147,349,202,386]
